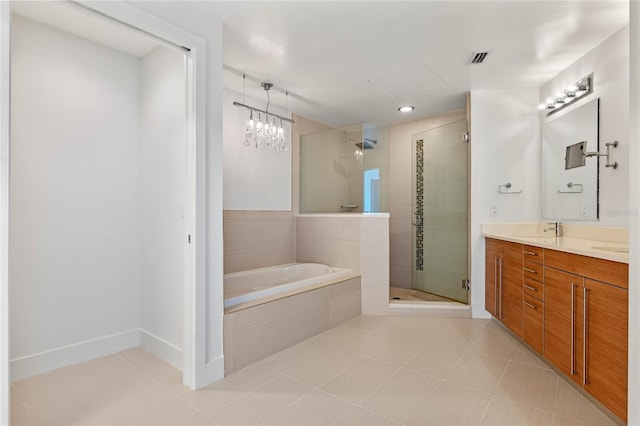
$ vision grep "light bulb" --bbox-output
[538,103,547,110]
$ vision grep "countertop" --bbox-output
[482,231,629,264]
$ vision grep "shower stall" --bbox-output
[411,119,469,304]
[299,122,389,213]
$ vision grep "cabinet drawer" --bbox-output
[545,249,628,289]
[523,261,543,283]
[523,276,544,301]
[523,245,544,264]
[523,295,544,354]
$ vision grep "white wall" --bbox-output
[127,0,226,385]
[540,26,629,227]
[140,46,186,368]
[628,3,639,424]
[10,16,142,377]
[223,88,292,210]
[469,88,541,317]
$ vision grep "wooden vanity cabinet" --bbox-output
[485,238,523,337]
[522,245,544,355]
[544,250,628,422]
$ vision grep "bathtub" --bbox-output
[224,263,353,308]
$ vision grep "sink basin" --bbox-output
[592,246,629,253]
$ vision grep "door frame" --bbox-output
[0,2,208,421]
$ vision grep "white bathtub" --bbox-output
[224,263,353,308]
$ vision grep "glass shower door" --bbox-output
[412,119,469,303]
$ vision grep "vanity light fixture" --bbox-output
[398,105,415,112]
[538,74,592,114]
[234,75,294,151]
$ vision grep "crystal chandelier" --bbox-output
[234,77,294,152]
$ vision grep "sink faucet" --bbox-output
[544,222,562,237]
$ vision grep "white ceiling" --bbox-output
[199,1,629,127]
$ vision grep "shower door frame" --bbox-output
[411,119,470,304]
[0,4,211,419]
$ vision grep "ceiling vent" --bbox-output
[469,51,490,64]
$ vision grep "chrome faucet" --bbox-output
[543,221,562,237]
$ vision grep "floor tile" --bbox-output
[118,347,158,366]
[480,396,554,425]
[509,342,549,369]
[320,356,398,404]
[181,363,280,418]
[263,389,352,425]
[404,380,492,425]
[361,367,441,424]
[404,342,465,379]
[284,349,361,388]
[211,375,312,425]
[493,361,558,412]
[553,379,612,425]
[336,328,426,366]
[444,351,508,393]
[333,405,401,426]
[467,325,522,359]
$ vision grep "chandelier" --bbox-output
[233,77,294,151]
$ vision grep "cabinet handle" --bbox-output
[584,285,590,385]
[524,250,537,256]
[499,258,503,319]
[524,267,537,274]
[523,284,536,291]
[493,257,499,318]
[571,283,576,375]
[524,300,536,309]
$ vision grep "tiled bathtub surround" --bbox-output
[223,210,295,273]
[223,277,361,375]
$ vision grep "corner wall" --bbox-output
[9,16,142,378]
[469,88,541,318]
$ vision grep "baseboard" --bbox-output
[205,355,225,387]
[139,329,182,371]
[471,304,492,319]
[10,329,140,381]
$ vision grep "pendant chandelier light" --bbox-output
[234,75,294,152]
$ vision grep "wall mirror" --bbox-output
[542,98,599,220]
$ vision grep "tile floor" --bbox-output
[389,287,456,303]
[11,316,619,426]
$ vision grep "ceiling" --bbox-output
[198,1,629,127]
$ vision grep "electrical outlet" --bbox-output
[580,204,589,217]
[490,204,498,217]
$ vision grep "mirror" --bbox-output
[299,122,389,213]
[542,98,599,220]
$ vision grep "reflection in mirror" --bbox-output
[299,122,389,213]
[542,98,599,220]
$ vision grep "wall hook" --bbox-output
[498,182,522,194]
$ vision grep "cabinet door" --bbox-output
[584,279,628,422]
[523,294,543,354]
[485,247,499,317]
[544,267,583,385]
[501,242,523,337]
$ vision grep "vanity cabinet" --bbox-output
[485,237,628,422]
[522,245,544,354]
[544,250,628,422]
[485,238,523,337]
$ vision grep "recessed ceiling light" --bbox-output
[398,106,414,112]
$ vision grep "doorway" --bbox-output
[8,1,191,382]
[411,119,469,304]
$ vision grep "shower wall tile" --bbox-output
[224,210,295,273]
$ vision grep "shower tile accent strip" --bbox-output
[416,139,424,271]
